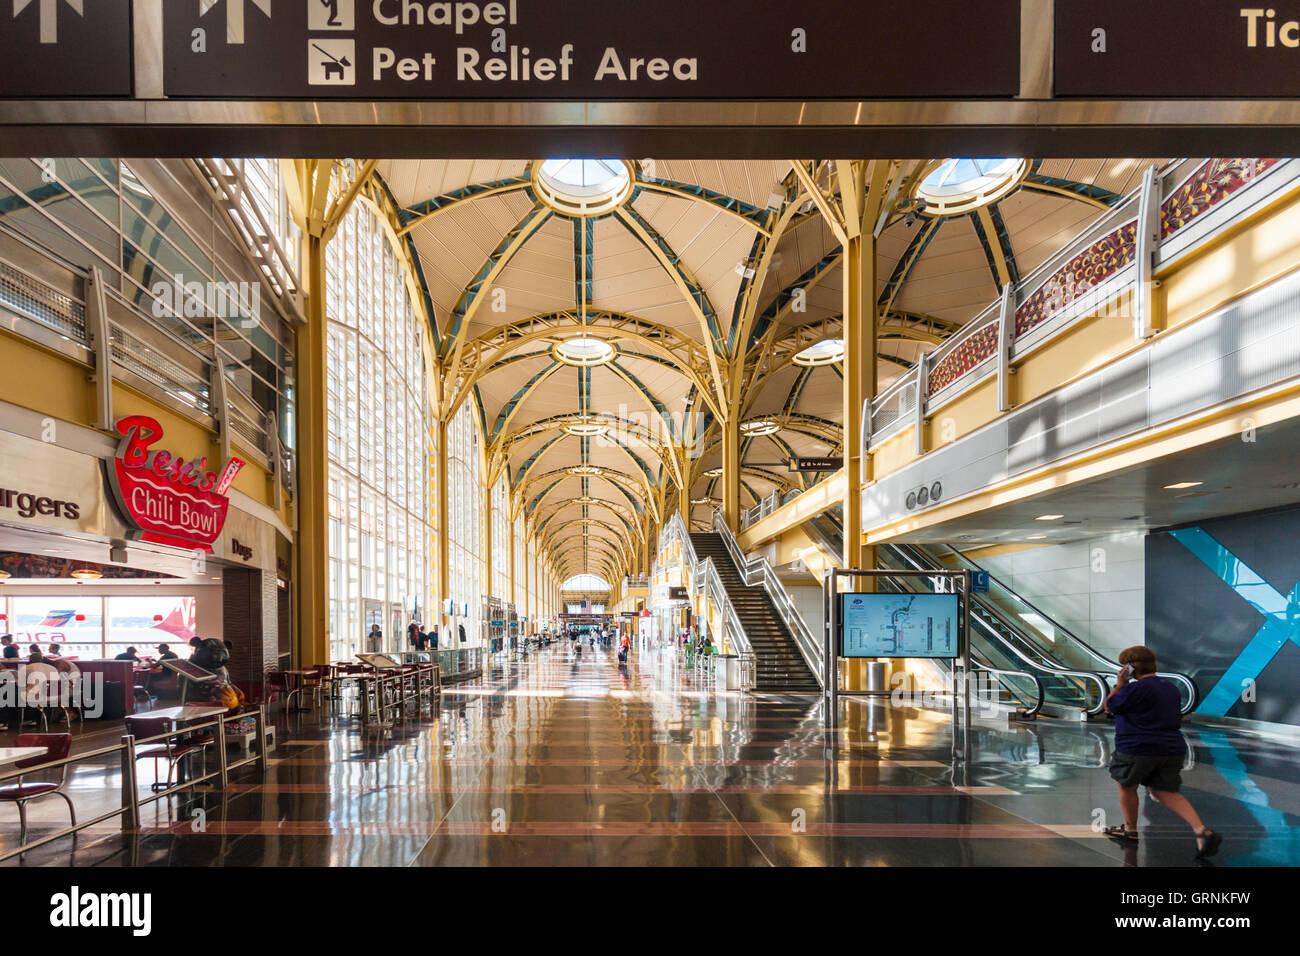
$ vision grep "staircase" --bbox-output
[689,532,820,693]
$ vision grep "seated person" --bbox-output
[45,644,62,660]
[27,645,45,663]
[0,634,18,659]
[156,643,179,661]
[114,646,139,662]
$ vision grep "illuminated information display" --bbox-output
[840,593,959,659]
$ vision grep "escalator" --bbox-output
[803,511,1199,718]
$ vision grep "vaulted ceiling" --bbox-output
[369,157,1161,583]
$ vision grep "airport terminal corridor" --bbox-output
[7,641,1295,868]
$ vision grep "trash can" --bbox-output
[865,661,888,694]
[715,654,740,690]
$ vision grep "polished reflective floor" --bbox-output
[4,642,1298,866]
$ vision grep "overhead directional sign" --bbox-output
[790,457,843,473]
[1056,0,1300,97]
[0,0,131,97]
[163,0,1021,100]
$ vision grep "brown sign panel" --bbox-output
[1056,0,1300,97]
[164,0,1020,100]
[791,457,843,473]
[0,0,131,97]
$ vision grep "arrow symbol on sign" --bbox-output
[12,0,84,44]
[199,0,272,45]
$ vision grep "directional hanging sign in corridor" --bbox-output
[1055,0,1300,97]
[0,0,132,97]
[162,0,1021,100]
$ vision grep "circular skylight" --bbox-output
[535,159,634,217]
[793,339,845,367]
[915,158,1029,217]
[552,335,617,367]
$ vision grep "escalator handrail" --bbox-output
[898,542,1200,715]
[711,510,825,688]
[879,544,1113,715]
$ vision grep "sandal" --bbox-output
[1104,824,1139,842]
[1195,829,1222,858]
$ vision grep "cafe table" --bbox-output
[137,705,231,787]
[0,747,47,773]
[282,670,320,713]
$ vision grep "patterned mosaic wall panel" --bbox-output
[923,159,1279,397]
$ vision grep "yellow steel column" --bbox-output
[436,415,450,634]
[842,230,877,572]
[722,412,742,532]
[295,233,330,665]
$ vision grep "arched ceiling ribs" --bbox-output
[613,204,729,410]
[729,171,802,356]
[369,174,442,353]
[971,206,1020,293]
[446,310,722,420]
[633,172,774,234]
[791,160,850,246]
[544,520,631,558]
[521,466,647,515]
[1021,163,1123,210]
[396,174,534,236]
[535,497,642,541]
[743,318,918,415]
[440,201,553,411]
[878,215,944,319]
[488,361,563,446]
[500,416,676,494]
[879,312,961,344]
[605,360,681,445]
[746,251,842,357]
[551,538,626,571]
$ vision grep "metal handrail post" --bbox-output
[255,705,269,771]
[120,734,139,832]
[217,713,230,789]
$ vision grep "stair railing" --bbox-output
[656,512,757,690]
[711,510,825,689]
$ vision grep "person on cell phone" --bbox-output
[1103,646,1220,858]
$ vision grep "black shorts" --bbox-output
[1109,752,1183,791]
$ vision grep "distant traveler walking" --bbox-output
[1103,646,1221,858]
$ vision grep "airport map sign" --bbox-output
[162,0,1022,99]
[1055,0,1300,97]
[0,0,132,97]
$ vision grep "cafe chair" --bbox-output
[124,715,196,793]
[265,671,293,715]
[0,733,76,843]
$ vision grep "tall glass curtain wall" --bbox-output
[447,401,485,647]
[0,157,298,453]
[325,199,433,662]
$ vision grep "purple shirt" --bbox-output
[1108,675,1185,756]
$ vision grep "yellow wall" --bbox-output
[0,327,287,520]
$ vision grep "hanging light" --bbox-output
[563,416,607,437]
[702,467,723,478]
[740,418,781,437]
[70,562,103,580]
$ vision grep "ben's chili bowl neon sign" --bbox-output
[105,415,245,553]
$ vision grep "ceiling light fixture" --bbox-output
[1026,534,1047,540]
[702,467,723,478]
[70,565,103,580]
[1035,514,1064,521]
[793,339,845,367]
[740,418,780,437]
[563,417,607,437]
[569,465,604,477]
[1163,481,1204,490]
[553,336,616,367]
